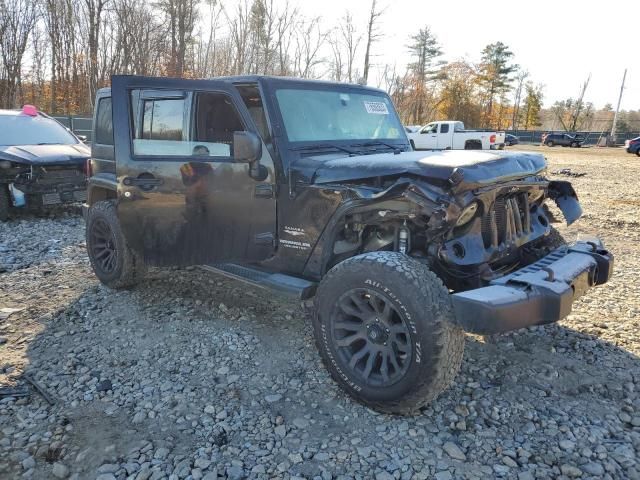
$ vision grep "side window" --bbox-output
[131,90,244,158]
[141,99,184,140]
[440,123,449,134]
[95,97,113,145]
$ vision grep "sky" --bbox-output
[294,0,639,110]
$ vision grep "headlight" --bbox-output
[0,160,12,169]
[455,202,478,227]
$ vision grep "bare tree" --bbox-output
[80,0,110,107]
[292,17,327,78]
[329,11,360,82]
[0,0,38,108]
[511,70,528,130]
[362,0,383,85]
[157,0,198,77]
[225,0,252,74]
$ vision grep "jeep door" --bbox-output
[110,75,276,266]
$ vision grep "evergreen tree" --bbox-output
[477,41,517,128]
[406,26,444,123]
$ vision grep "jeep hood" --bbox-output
[0,144,90,165]
[296,150,547,190]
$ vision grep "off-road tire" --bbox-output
[313,251,465,414]
[86,200,146,289]
[0,185,9,222]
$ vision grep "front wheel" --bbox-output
[313,252,465,414]
[86,200,146,289]
[546,141,554,147]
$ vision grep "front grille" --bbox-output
[481,193,530,249]
[32,166,85,186]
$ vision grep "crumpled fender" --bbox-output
[548,180,583,226]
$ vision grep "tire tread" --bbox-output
[313,251,464,414]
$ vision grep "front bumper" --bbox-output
[451,238,613,334]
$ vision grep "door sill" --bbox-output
[199,263,316,300]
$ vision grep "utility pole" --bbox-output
[610,68,627,145]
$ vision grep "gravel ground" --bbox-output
[1,146,639,480]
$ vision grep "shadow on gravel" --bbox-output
[4,269,639,479]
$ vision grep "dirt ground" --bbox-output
[0,145,639,480]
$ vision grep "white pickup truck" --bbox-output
[407,121,505,150]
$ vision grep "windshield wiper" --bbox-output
[290,144,357,155]
[37,142,63,145]
[352,141,406,153]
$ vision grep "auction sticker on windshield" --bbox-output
[363,101,389,115]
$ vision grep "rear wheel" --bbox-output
[313,252,465,414]
[0,185,9,222]
[86,200,146,289]
[636,149,640,157]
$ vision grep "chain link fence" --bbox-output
[506,130,640,146]
[53,116,93,143]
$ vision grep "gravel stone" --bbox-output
[582,462,605,476]
[0,149,639,479]
[442,442,466,461]
[560,464,583,477]
[52,463,69,478]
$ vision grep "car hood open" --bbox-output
[0,144,90,165]
[294,149,547,191]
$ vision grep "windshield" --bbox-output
[0,114,78,146]
[275,88,405,143]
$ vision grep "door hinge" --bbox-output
[254,232,275,246]
[254,183,274,198]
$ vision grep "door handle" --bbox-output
[123,174,163,191]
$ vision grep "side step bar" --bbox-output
[199,263,317,300]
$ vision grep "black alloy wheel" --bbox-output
[90,217,118,274]
[331,288,412,387]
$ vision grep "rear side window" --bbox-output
[440,123,449,134]
[95,97,113,145]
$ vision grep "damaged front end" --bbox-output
[325,171,585,292]
[321,170,613,335]
[0,162,87,208]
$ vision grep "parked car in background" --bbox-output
[625,136,640,156]
[542,133,584,148]
[505,134,519,146]
[0,105,90,221]
[407,121,501,150]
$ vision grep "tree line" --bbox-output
[1,0,638,133]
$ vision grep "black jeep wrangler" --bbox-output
[84,75,613,414]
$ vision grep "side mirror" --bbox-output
[77,134,87,142]
[233,131,265,180]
